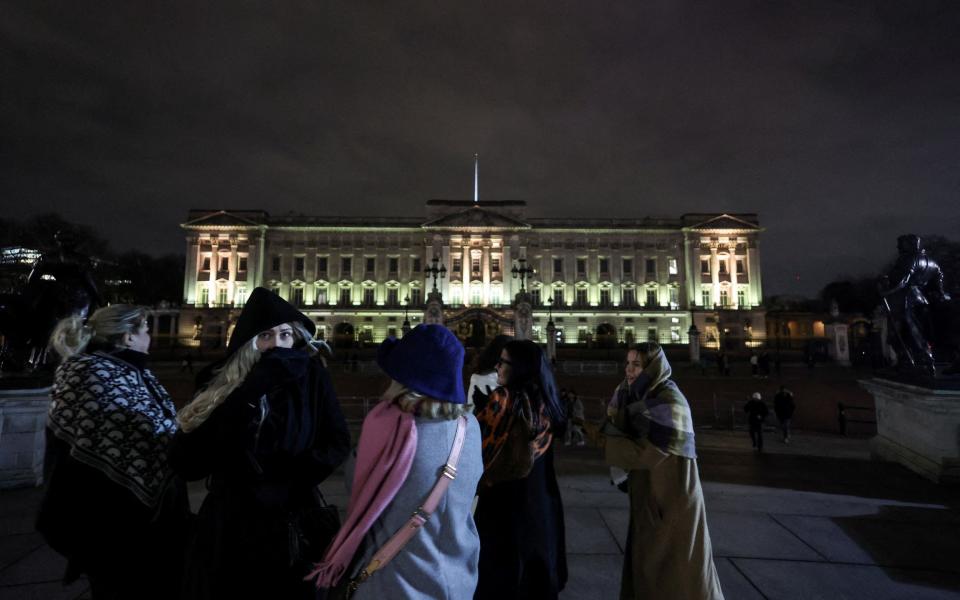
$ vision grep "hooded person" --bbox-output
[169,287,351,600]
[309,324,483,600]
[604,342,724,600]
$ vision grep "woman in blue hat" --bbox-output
[309,323,483,599]
[169,287,350,600]
[474,339,568,600]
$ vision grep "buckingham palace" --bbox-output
[177,200,766,351]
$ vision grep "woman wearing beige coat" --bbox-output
[604,342,724,600]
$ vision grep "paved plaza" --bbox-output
[1,427,958,599]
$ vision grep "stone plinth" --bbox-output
[0,387,50,489]
[860,378,960,485]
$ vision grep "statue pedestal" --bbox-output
[860,378,960,485]
[0,387,50,489]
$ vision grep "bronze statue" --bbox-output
[879,234,951,376]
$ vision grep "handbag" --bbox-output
[342,415,469,598]
[479,395,538,487]
[289,488,341,566]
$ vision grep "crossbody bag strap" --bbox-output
[350,415,468,590]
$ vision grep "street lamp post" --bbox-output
[511,258,534,292]
[425,255,447,293]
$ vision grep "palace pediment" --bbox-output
[683,213,761,232]
[182,210,267,228]
[422,205,530,232]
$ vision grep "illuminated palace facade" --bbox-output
[178,201,766,349]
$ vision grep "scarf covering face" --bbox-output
[48,351,179,507]
[610,348,696,459]
[307,398,417,589]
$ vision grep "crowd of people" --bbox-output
[36,286,725,599]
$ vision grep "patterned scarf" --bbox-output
[476,387,553,468]
[48,351,179,507]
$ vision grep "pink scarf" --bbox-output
[307,399,417,589]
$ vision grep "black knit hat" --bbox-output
[227,287,315,354]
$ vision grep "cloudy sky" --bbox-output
[2,0,958,296]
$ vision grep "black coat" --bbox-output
[474,445,568,600]
[168,348,350,600]
[37,433,192,599]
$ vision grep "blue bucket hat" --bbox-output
[376,324,466,404]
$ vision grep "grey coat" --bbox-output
[344,414,483,600]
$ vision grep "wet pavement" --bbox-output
[1,428,959,599]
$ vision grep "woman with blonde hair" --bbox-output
[37,304,191,600]
[309,324,483,599]
[169,287,350,600]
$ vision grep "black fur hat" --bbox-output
[227,287,315,354]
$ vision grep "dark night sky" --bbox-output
[2,1,959,296]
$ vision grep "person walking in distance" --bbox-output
[773,386,795,443]
[744,392,768,453]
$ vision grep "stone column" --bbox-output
[514,291,533,340]
[546,319,557,362]
[825,322,850,365]
[710,246,720,307]
[687,324,701,363]
[424,291,444,325]
[482,243,491,306]
[183,237,199,305]
[228,240,238,305]
[208,238,218,307]
[730,250,739,309]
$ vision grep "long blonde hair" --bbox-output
[384,380,474,420]
[50,305,148,359]
[177,321,315,432]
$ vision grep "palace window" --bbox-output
[701,289,711,307]
[272,256,281,272]
[200,256,211,271]
[491,257,501,274]
[470,285,482,305]
[388,257,399,274]
[365,257,375,273]
[553,258,563,274]
[410,288,422,306]
[720,289,730,306]
[701,259,710,274]
[453,258,462,273]
[669,287,679,308]
[576,258,587,278]
[646,288,658,306]
[317,257,328,278]
[622,288,636,306]
[471,255,481,275]
[238,256,248,272]
[622,258,633,278]
[647,327,658,342]
[363,288,375,306]
[599,257,610,275]
[341,257,352,276]
[198,286,209,306]
[575,288,588,306]
[645,258,656,277]
[387,288,399,306]
[294,256,305,276]
[668,258,678,275]
[316,286,327,305]
[339,287,351,306]
[412,257,422,272]
[530,288,541,306]
[291,287,304,307]
[736,259,745,275]
[217,287,228,306]
[600,289,611,307]
[553,287,564,307]
[219,257,229,272]
[737,289,746,307]
[235,287,247,307]
[718,260,728,274]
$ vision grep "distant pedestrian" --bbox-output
[718,352,730,377]
[749,352,759,377]
[773,386,795,443]
[744,392,768,452]
[758,350,770,378]
[837,402,848,436]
